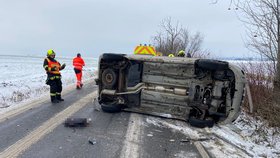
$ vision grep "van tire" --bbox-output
[196,59,228,71]
[101,103,122,113]
[101,53,124,62]
[189,117,214,128]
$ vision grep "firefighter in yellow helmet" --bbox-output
[168,54,175,57]
[43,49,66,103]
[177,50,185,57]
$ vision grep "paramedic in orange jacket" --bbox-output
[73,53,85,89]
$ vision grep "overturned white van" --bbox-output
[96,53,246,128]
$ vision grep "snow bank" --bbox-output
[145,113,280,158]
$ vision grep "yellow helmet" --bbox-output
[47,49,55,56]
[178,50,185,57]
[168,54,174,57]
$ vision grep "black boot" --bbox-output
[76,84,81,89]
[56,94,64,101]
[51,96,59,103]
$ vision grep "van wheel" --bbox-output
[101,102,122,113]
[189,117,214,128]
[196,59,228,71]
[101,68,117,89]
[101,53,124,62]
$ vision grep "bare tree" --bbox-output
[226,0,280,101]
[236,1,278,69]
[152,17,210,57]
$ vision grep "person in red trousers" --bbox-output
[72,53,85,89]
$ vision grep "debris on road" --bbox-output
[88,137,97,145]
[93,98,101,111]
[64,117,91,127]
[180,138,210,142]
[147,132,154,137]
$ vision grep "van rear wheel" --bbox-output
[101,68,117,89]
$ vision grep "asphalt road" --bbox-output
[0,81,203,158]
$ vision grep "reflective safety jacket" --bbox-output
[43,57,61,75]
[72,57,85,70]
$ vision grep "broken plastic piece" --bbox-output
[88,138,97,145]
[180,138,209,142]
[64,117,91,127]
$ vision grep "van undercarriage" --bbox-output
[97,54,246,128]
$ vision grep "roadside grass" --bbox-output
[238,62,280,127]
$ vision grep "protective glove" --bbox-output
[51,66,58,71]
[60,63,66,70]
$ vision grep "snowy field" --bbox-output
[0,55,279,157]
[0,55,98,109]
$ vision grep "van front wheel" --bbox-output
[101,102,122,113]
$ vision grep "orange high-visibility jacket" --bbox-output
[45,58,61,75]
[72,57,85,70]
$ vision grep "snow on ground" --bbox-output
[145,113,280,158]
[0,55,98,113]
[1,55,280,157]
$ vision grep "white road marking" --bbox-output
[120,113,143,158]
[194,142,210,158]
[0,91,97,158]
[146,118,210,158]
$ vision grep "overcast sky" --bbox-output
[0,0,251,58]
